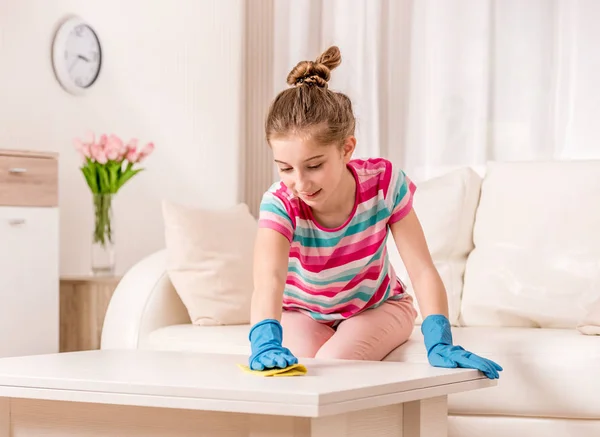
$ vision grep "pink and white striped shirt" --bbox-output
[258,157,416,326]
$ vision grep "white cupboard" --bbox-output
[0,149,59,357]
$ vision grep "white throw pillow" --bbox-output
[387,167,482,325]
[162,200,257,326]
[460,160,600,328]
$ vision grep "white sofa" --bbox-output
[101,160,600,437]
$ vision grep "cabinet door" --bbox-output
[0,206,59,357]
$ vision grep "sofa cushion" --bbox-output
[162,201,257,326]
[578,298,600,335]
[141,324,251,354]
[386,326,600,419]
[387,167,482,325]
[459,160,600,328]
[448,416,600,437]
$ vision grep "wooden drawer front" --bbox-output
[0,155,58,207]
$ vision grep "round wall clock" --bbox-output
[52,16,102,95]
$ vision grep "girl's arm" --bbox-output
[389,207,503,379]
[247,226,298,371]
[250,227,291,324]
[389,209,449,318]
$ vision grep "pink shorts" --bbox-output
[281,294,418,361]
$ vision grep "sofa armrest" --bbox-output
[100,249,191,350]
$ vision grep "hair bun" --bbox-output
[286,46,342,88]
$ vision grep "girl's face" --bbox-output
[270,134,355,208]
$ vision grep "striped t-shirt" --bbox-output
[258,157,416,326]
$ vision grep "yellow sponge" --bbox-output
[237,363,307,377]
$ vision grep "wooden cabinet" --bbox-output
[0,151,58,207]
[59,276,121,352]
[0,149,59,358]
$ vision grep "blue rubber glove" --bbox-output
[421,314,503,379]
[248,319,298,371]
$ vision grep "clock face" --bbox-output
[64,24,101,88]
[52,17,102,94]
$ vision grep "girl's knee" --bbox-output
[280,310,334,359]
[287,344,318,359]
[314,339,374,361]
[315,334,411,361]
[282,331,322,358]
[314,299,417,361]
[314,347,362,361]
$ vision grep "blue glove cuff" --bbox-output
[249,319,283,351]
[249,318,282,340]
[421,314,453,354]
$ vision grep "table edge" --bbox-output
[0,376,497,418]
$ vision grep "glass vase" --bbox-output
[91,193,116,275]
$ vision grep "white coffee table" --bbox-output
[0,349,496,437]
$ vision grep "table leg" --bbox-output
[308,404,404,437]
[305,397,447,437]
[402,395,448,437]
[0,398,8,437]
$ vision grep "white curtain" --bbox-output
[273,0,600,181]
[273,0,398,160]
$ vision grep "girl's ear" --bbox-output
[341,136,356,162]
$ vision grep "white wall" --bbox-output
[0,0,244,275]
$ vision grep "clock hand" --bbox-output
[77,54,90,62]
[69,58,79,72]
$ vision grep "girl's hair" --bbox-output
[265,46,356,147]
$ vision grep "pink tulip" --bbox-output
[105,134,124,161]
[81,143,91,159]
[91,143,107,164]
[73,138,83,156]
[136,142,155,163]
[73,138,91,161]
[118,138,129,160]
[97,134,107,148]
[74,132,155,166]
[125,138,139,163]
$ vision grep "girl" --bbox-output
[248,46,502,379]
